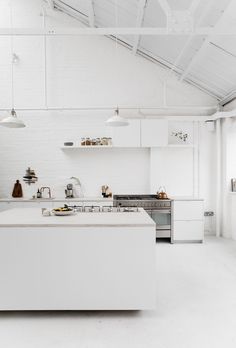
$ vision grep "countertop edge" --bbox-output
[171,197,204,201]
[0,223,155,228]
[0,197,113,202]
[0,197,204,202]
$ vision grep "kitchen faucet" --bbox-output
[40,187,52,199]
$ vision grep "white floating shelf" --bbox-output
[61,144,194,149]
[167,144,194,148]
[61,145,113,149]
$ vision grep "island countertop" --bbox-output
[0,196,113,202]
[0,207,155,228]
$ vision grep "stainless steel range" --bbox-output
[113,195,172,240]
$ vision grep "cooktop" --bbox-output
[113,194,169,200]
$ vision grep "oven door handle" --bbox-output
[152,209,171,214]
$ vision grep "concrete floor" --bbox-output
[0,236,236,348]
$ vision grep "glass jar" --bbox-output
[101,137,108,146]
[85,137,91,146]
[96,138,101,145]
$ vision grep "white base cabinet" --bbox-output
[172,199,204,243]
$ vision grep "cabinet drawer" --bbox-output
[173,201,203,221]
[172,220,204,242]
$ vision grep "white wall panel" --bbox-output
[0,37,11,108]
[13,37,45,108]
[46,35,168,108]
[12,0,44,28]
[150,147,194,196]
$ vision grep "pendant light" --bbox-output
[106,107,129,127]
[0,108,25,128]
[0,0,26,128]
[105,0,129,127]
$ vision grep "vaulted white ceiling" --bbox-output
[51,0,236,104]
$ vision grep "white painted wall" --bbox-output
[222,118,236,238]
[0,0,218,234]
[199,122,217,235]
[150,147,194,196]
[221,99,236,239]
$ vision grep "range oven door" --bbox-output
[146,209,171,238]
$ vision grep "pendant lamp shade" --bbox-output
[106,108,129,127]
[0,1,26,129]
[0,109,26,128]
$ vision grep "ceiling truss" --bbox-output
[40,0,236,103]
[179,1,228,81]
[132,0,147,55]
[87,0,95,27]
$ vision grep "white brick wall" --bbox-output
[0,112,151,198]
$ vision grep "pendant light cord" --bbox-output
[43,8,48,109]
[10,0,14,110]
[115,0,118,113]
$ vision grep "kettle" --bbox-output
[157,186,168,200]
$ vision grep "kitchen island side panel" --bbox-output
[0,226,156,310]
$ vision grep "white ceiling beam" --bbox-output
[220,90,236,105]
[180,3,229,81]
[210,109,236,120]
[132,0,147,55]
[0,106,217,116]
[0,106,216,110]
[87,0,95,27]
[0,27,236,36]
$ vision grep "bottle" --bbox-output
[37,189,41,199]
[12,180,23,198]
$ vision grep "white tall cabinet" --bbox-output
[171,199,204,243]
[112,119,141,147]
[141,119,168,147]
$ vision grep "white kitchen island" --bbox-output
[0,208,156,310]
